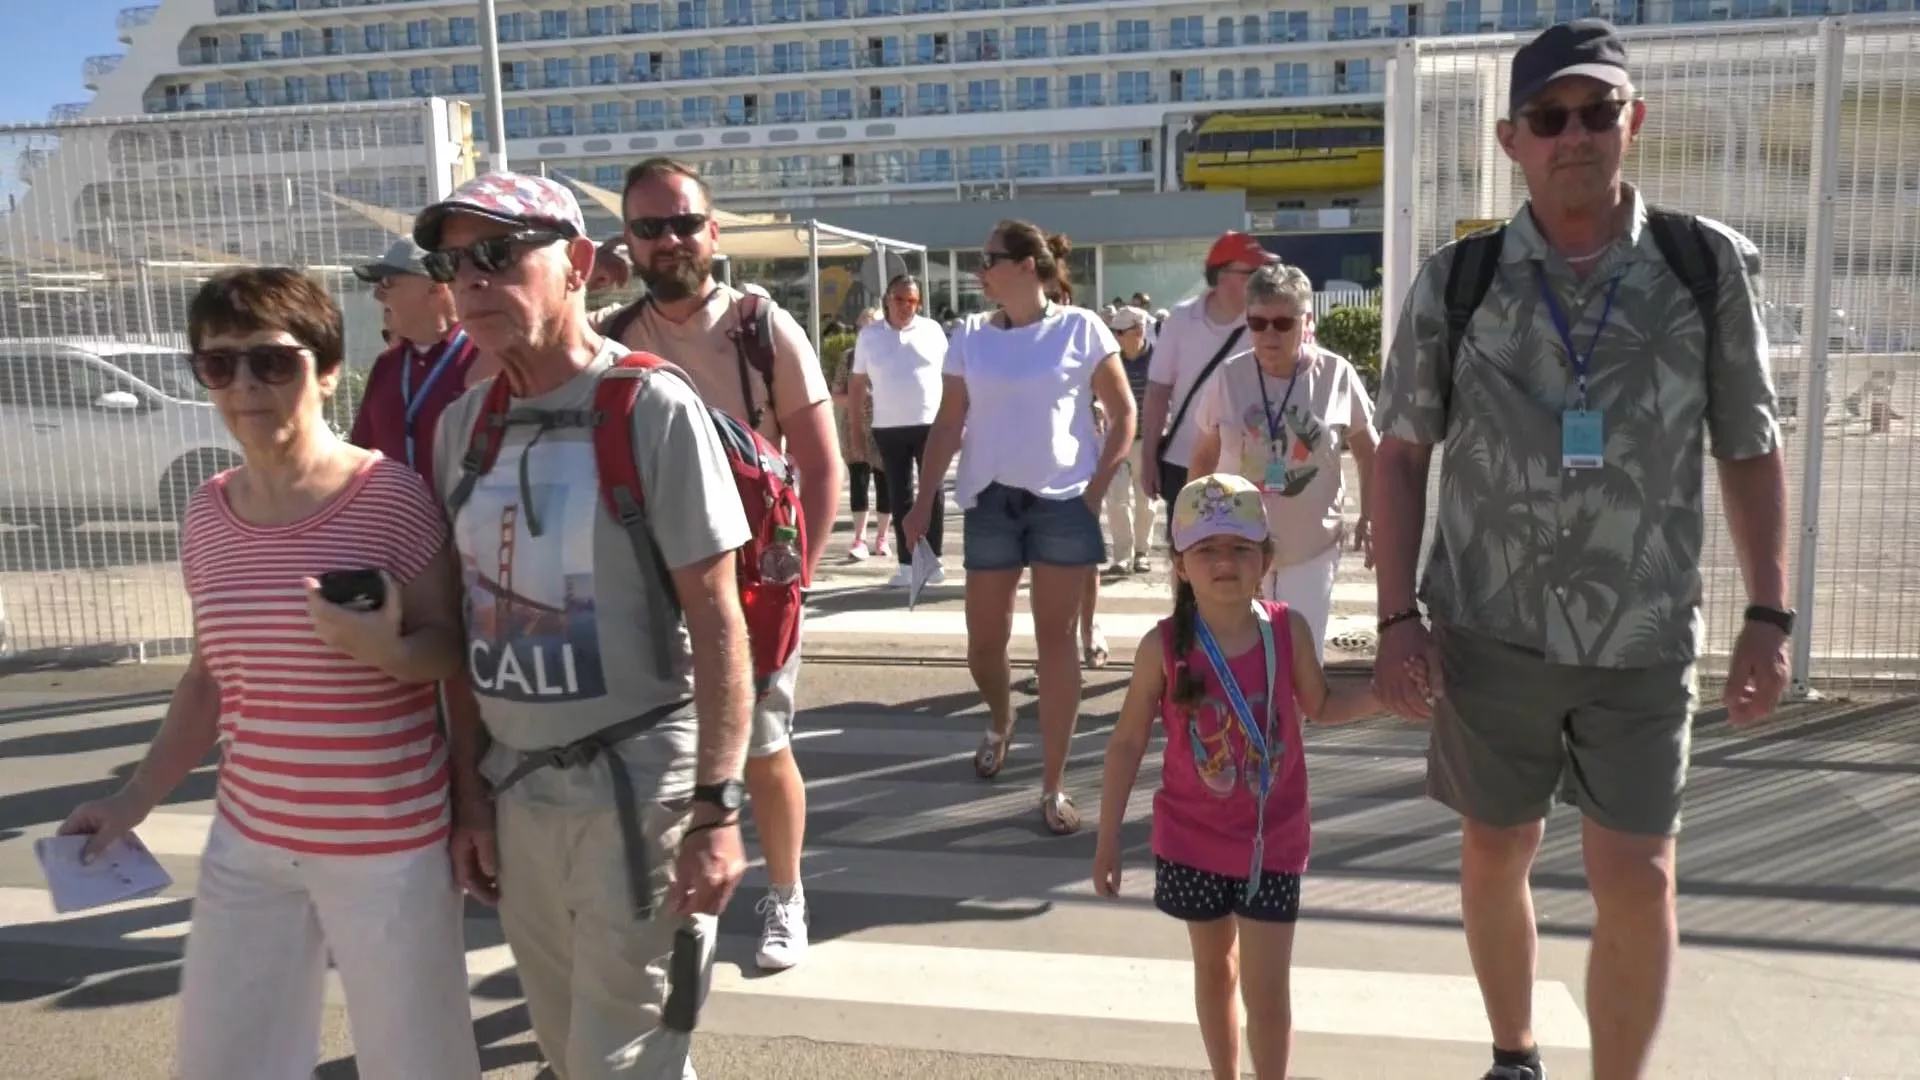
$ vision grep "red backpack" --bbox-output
[447,351,807,695]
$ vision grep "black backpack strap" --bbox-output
[1157,325,1246,457]
[1444,226,1505,369]
[1644,208,1720,362]
[597,296,652,347]
[730,293,777,431]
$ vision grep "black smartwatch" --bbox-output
[1744,604,1796,636]
[691,779,746,813]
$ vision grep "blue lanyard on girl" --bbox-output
[400,330,467,468]
[1533,265,1621,410]
[1194,604,1280,904]
[1254,362,1302,451]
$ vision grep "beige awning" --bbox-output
[556,173,773,230]
[321,190,418,240]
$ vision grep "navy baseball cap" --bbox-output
[1509,19,1631,116]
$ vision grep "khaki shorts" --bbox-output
[1426,625,1696,837]
[749,627,805,759]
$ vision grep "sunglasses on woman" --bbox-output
[422,229,568,284]
[1245,314,1300,334]
[1515,98,1630,139]
[187,344,310,390]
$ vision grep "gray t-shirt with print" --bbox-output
[433,338,752,808]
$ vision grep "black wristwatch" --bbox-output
[691,779,746,813]
[1745,604,1796,636]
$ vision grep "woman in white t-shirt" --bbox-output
[902,221,1136,836]
[1188,262,1379,660]
[850,274,948,588]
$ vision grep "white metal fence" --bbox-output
[0,98,470,664]
[1381,16,1920,696]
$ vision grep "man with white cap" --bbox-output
[1103,305,1158,573]
[349,236,491,486]
[417,172,755,1080]
[1371,20,1788,1080]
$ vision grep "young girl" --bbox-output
[1092,472,1385,1080]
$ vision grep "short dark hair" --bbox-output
[886,273,921,294]
[621,156,713,211]
[188,267,344,375]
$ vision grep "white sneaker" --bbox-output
[848,539,870,561]
[887,565,914,588]
[926,562,947,586]
[754,887,809,971]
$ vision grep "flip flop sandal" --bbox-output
[1041,791,1082,835]
[973,727,1011,779]
[1084,630,1110,669]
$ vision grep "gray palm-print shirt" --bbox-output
[1376,188,1780,669]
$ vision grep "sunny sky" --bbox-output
[0,1,126,125]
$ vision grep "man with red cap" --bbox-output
[1139,231,1280,534]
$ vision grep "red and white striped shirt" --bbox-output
[182,454,452,857]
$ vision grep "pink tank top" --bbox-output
[1151,600,1311,878]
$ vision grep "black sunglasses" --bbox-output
[422,229,567,284]
[981,250,1019,268]
[627,213,710,241]
[188,344,309,390]
[1245,314,1300,334]
[1516,98,1630,139]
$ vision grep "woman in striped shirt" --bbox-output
[58,267,483,1080]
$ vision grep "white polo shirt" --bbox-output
[852,314,946,428]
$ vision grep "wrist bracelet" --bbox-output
[1378,606,1424,633]
[684,818,741,839]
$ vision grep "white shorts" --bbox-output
[749,616,806,758]
[1261,542,1341,661]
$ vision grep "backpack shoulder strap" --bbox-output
[1444,225,1505,368]
[591,352,686,681]
[597,296,652,346]
[729,292,778,431]
[446,375,515,517]
[1644,208,1720,361]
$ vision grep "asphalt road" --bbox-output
[0,663,1917,1079]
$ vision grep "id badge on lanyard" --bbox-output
[1194,604,1279,903]
[1256,366,1302,495]
[1535,267,1619,472]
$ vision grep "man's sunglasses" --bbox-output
[422,229,567,284]
[1516,98,1630,139]
[188,344,309,390]
[1245,314,1300,334]
[627,213,710,241]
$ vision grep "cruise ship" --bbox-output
[12,0,1918,320]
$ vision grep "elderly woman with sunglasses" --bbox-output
[58,268,483,1080]
[1186,262,1379,663]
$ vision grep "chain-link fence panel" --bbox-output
[0,99,469,665]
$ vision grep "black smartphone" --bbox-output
[660,924,708,1033]
[317,569,387,612]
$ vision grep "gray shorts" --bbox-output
[1426,625,1696,837]
[749,624,804,759]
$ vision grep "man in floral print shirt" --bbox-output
[1368,19,1791,1080]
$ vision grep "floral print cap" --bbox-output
[1171,473,1271,552]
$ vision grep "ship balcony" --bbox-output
[83,54,126,90]
[117,5,159,42]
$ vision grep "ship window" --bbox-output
[1222,133,1253,153]
[1250,130,1275,151]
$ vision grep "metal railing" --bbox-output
[1382,15,1920,696]
[117,5,160,39]
[0,99,472,665]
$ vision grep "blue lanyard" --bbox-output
[399,330,466,468]
[1193,604,1280,903]
[1254,361,1303,446]
[1534,266,1621,409]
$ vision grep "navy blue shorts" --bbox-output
[961,482,1106,572]
[1153,856,1302,924]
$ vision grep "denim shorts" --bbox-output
[961,482,1106,571]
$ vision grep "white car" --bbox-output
[0,339,240,527]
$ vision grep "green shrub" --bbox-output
[327,363,371,436]
[819,330,858,387]
[1317,304,1383,394]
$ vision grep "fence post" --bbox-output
[1788,18,1846,698]
[423,97,469,202]
[1380,40,1420,358]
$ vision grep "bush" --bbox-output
[1317,304,1383,394]
[326,363,370,437]
[819,330,858,387]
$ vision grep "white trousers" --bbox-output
[175,816,481,1080]
[1103,441,1160,563]
[1262,541,1341,661]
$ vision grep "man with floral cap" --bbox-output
[420,172,755,1080]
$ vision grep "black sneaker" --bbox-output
[1482,1064,1546,1080]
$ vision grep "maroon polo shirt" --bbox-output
[347,328,481,488]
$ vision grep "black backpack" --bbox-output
[1442,207,1720,370]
